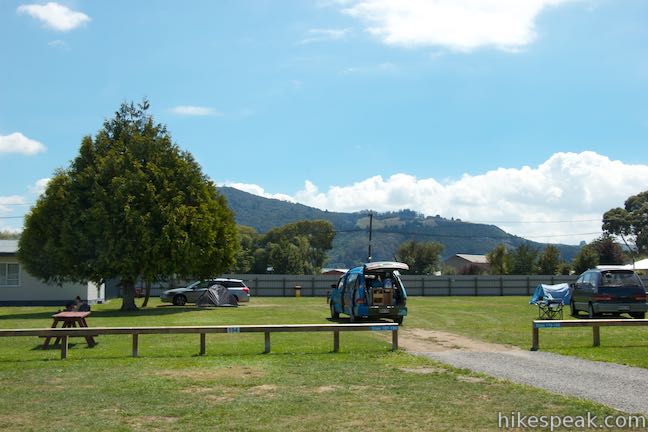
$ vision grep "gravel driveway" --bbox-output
[400,328,648,415]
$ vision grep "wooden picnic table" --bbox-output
[43,311,97,349]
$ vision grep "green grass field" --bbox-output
[0,297,638,431]
[406,296,648,368]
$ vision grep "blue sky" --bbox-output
[1,0,648,243]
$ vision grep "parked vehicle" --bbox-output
[161,278,251,306]
[570,268,647,319]
[328,261,408,324]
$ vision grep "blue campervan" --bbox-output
[328,261,409,324]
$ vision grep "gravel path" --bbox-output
[399,329,648,414]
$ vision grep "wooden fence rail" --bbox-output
[0,323,399,360]
[531,319,648,351]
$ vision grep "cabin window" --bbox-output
[0,263,20,287]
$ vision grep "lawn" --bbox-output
[406,296,648,369]
[0,297,625,431]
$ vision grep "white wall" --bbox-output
[0,256,105,304]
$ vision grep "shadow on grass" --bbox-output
[0,346,392,364]
[0,306,212,321]
[326,317,399,324]
[571,315,634,320]
[30,342,81,351]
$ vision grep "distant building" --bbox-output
[0,240,104,306]
[444,254,490,274]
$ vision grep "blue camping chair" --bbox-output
[529,283,571,320]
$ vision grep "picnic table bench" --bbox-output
[42,311,97,349]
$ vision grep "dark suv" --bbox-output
[571,269,647,319]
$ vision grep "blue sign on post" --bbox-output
[534,322,561,328]
[370,325,398,331]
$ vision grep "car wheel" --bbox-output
[630,312,646,319]
[173,295,187,306]
[330,302,339,320]
[394,316,404,325]
[587,303,597,319]
[570,300,579,317]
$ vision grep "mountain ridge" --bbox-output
[217,186,580,268]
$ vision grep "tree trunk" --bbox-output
[121,279,139,311]
[142,280,152,308]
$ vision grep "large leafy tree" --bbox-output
[508,243,539,275]
[394,240,444,275]
[603,190,648,257]
[230,225,260,273]
[486,243,509,275]
[588,234,626,265]
[537,245,561,275]
[572,246,599,274]
[252,220,335,274]
[18,101,238,310]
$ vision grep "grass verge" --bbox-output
[406,296,648,368]
[0,297,627,431]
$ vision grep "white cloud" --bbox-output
[223,183,297,204]
[17,2,90,32]
[300,28,351,44]
[48,39,69,49]
[170,106,221,117]
[0,132,46,155]
[29,178,51,195]
[339,0,575,51]
[0,196,27,216]
[226,152,648,244]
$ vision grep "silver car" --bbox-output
[161,278,251,306]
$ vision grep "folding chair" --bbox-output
[536,298,564,320]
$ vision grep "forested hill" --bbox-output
[218,186,580,268]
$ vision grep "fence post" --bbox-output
[593,325,601,347]
[526,276,531,296]
[392,329,399,351]
[333,330,340,352]
[200,333,206,356]
[61,335,69,360]
[132,334,139,357]
[264,331,271,353]
[421,277,425,296]
[531,323,539,351]
[448,277,452,296]
[499,276,504,296]
[474,276,478,296]
[254,277,258,296]
[282,278,286,297]
[312,277,316,297]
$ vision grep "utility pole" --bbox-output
[367,212,373,262]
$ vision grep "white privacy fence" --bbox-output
[124,274,648,298]
[220,274,648,297]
